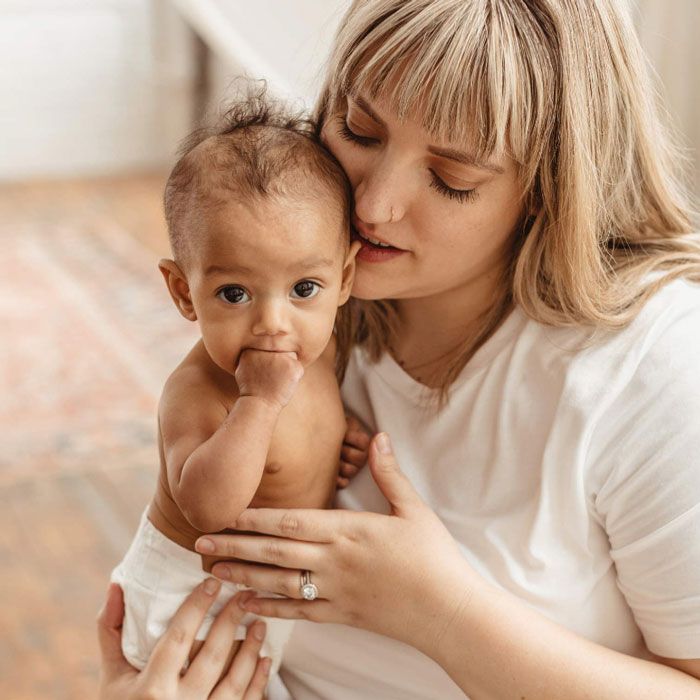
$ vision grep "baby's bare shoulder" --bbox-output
[159,343,233,420]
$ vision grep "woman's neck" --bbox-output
[390,272,504,386]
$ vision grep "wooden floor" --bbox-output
[0,173,175,699]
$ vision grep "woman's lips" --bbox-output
[352,223,407,263]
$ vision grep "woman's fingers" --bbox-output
[183,590,257,692]
[241,596,332,623]
[197,534,323,569]
[96,583,137,682]
[211,621,270,699]
[211,562,315,600]
[368,433,425,515]
[199,508,345,546]
[146,578,222,680]
[240,657,272,700]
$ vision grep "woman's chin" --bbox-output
[350,268,408,301]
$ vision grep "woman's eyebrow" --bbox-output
[353,95,388,128]
[427,145,504,174]
[351,94,504,174]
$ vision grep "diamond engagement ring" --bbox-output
[300,570,319,600]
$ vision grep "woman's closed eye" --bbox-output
[337,118,478,204]
[338,119,379,147]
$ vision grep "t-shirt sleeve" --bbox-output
[590,298,700,659]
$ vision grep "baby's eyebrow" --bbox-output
[204,258,335,277]
[204,264,252,275]
[289,256,336,271]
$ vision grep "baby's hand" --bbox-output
[235,349,304,410]
[337,413,372,488]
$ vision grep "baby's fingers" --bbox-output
[341,443,368,468]
[212,620,270,699]
[339,460,361,478]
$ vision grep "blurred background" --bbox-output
[1,1,698,697]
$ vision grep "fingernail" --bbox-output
[252,621,266,641]
[212,564,231,580]
[195,537,215,553]
[376,432,392,454]
[262,657,272,675]
[203,578,220,595]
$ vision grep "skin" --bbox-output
[97,580,271,699]
[97,192,366,699]
[150,195,359,538]
[195,93,700,698]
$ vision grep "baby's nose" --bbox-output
[251,299,289,336]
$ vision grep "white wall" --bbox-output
[0,0,194,181]
[634,0,700,201]
[1,0,697,198]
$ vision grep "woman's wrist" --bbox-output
[406,555,485,663]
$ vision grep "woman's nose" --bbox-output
[353,155,406,225]
[251,299,290,336]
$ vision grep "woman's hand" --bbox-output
[197,434,478,655]
[336,413,371,488]
[97,579,271,700]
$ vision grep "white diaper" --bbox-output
[111,510,294,674]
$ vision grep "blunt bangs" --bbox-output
[322,0,559,189]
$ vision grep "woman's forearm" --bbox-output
[423,570,700,699]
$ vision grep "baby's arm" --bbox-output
[160,350,303,533]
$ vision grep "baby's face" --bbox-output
[186,195,353,373]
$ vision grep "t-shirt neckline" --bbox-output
[368,306,526,401]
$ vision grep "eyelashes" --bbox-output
[427,171,478,204]
[338,121,377,148]
[336,118,478,205]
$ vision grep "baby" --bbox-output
[111,96,362,677]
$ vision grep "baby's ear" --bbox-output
[159,259,197,321]
[338,240,361,306]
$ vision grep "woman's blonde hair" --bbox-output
[319,0,700,399]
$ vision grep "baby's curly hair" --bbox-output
[164,82,352,265]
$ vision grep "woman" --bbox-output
[99,0,700,697]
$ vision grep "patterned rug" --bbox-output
[0,218,198,486]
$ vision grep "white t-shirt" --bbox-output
[277,278,700,700]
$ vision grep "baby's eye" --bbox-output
[217,286,250,304]
[291,281,320,299]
